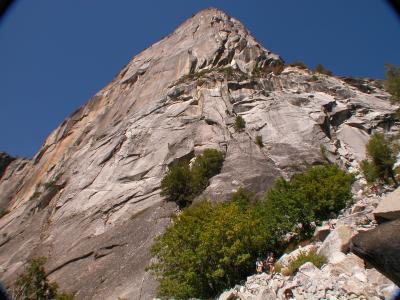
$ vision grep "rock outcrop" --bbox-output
[351,219,400,287]
[373,187,400,222]
[0,8,399,299]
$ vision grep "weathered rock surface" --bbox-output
[0,8,399,299]
[373,187,400,222]
[351,219,400,286]
[317,224,354,263]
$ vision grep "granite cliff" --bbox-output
[0,8,398,299]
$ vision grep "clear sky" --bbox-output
[1,0,399,158]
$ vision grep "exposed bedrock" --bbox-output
[0,8,398,299]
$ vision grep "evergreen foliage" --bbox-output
[261,164,354,241]
[234,116,246,132]
[314,64,332,76]
[385,64,400,103]
[160,161,193,208]
[150,164,353,298]
[361,132,397,185]
[308,75,319,82]
[191,149,224,193]
[160,149,224,208]
[14,257,73,300]
[289,61,307,69]
[360,160,378,184]
[150,200,268,299]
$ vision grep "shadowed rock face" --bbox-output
[0,8,398,299]
[0,153,14,180]
[351,219,400,286]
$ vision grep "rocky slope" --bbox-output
[0,8,398,299]
[219,186,399,300]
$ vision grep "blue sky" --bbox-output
[1,0,399,158]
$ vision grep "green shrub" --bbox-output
[160,149,224,208]
[314,64,332,76]
[232,187,257,207]
[149,200,269,299]
[362,132,397,185]
[191,149,224,194]
[289,61,307,69]
[234,116,246,132]
[385,64,400,103]
[151,165,353,298]
[320,144,328,161]
[308,75,319,82]
[255,135,263,147]
[262,164,354,239]
[14,257,74,300]
[360,160,378,184]
[280,250,326,276]
[160,162,193,208]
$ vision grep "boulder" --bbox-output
[342,278,366,296]
[317,225,354,263]
[329,253,364,276]
[351,203,366,214]
[255,287,276,300]
[298,262,321,278]
[218,290,237,300]
[351,219,400,286]
[276,244,316,268]
[373,187,400,222]
[313,224,331,241]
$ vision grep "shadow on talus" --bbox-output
[0,0,16,23]
[350,219,400,287]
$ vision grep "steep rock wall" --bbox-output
[0,8,398,299]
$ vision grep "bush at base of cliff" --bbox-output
[160,161,193,208]
[150,164,353,299]
[13,257,74,300]
[149,200,270,299]
[261,164,354,241]
[160,149,224,208]
[190,149,224,194]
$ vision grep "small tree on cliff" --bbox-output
[13,257,73,300]
[385,64,400,103]
[361,132,397,186]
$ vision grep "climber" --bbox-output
[255,258,263,274]
[266,252,275,274]
[283,288,296,300]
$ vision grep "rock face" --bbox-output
[0,8,398,299]
[317,224,354,264]
[351,219,400,286]
[373,187,400,222]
